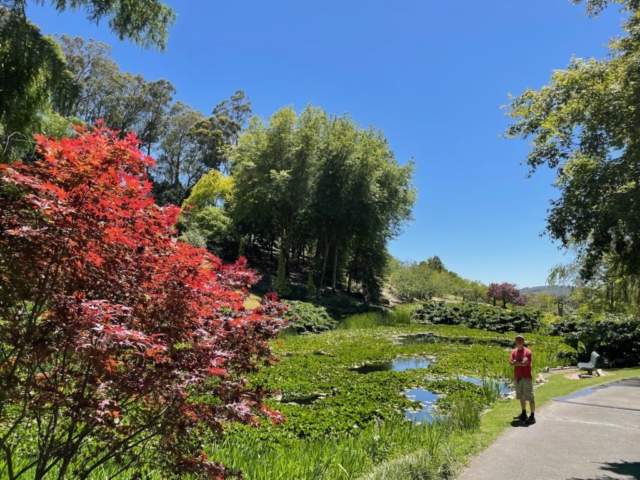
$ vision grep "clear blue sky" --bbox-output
[27,0,625,287]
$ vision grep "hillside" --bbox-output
[520,285,572,297]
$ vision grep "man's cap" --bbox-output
[515,334,525,340]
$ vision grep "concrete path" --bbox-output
[458,378,640,480]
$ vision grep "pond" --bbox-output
[457,376,512,395]
[403,387,440,423]
[350,355,436,373]
[403,375,512,423]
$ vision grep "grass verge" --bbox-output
[360,368,640,479]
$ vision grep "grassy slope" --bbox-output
[362,368,640,479]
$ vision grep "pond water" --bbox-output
[457,376,512,395]
[403,387,440,423]
[350,356,436,374]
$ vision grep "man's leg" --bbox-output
[529,400,535,414]
[520,398,526,411]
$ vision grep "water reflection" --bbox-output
[403,387,440,423]
[457,376,512,394]
[350,356,436,374]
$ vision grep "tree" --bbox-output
[0,7,77,155]
[1,0,176,158]
[56,36,176,149]
[425,255,445,273]
[0,126,285,479]
[506,0,640,281]
[487,282,526,308]
[8,0,176,50]
[153,101,206,205]
[190,90,252,172]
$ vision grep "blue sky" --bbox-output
[27,0,625,287]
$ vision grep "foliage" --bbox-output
[305,273,316,303]
[182,169,234,210]
[549,315,640,365]
[274,251,292,297]
[388,258,487,304]
[190,90,252,173]
[177,226,207,248]
[282,301,337,334]
[412,301,542,334]
[319,293,387,319]
[486,282,526,308]
[506,0,640,281]
[231,105,416,299]
[0,7,77,155]
[0,126,285,479]
[14,0,176,50]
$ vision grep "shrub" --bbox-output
[549,315,640,365]
[411,301,542,333]
[283,301,338,333]
[0,126,285,479]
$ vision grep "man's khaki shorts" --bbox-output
[514,377,534,401]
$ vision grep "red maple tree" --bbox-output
[0,125,285,480]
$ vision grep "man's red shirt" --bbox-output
[510,347,532,379]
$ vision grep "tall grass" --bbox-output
[338,307,413,330]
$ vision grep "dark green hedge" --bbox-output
[411,301,542,334]
[549,315,640,366]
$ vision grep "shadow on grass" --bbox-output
[565,460,640,479]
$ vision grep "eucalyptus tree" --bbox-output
[153,102,206,205]
[55,35,176,149]
[190,90,252,172]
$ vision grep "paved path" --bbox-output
[458,378,640,480]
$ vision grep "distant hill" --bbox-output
[520,285,572,297]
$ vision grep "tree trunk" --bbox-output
[319,235,330,296]
[331,245,339,292]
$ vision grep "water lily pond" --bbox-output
[350,355,436,373]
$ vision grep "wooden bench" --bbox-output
[578,351,600,376]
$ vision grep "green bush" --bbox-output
[283,301,338,334]
[411,301,542,334]
[549,315,640,365]
[320,293,387,319]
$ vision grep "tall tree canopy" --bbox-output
[506,0,640,281]
[6,0,175,50]
[230,105,416,299]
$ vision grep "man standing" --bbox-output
[510,334,535,425]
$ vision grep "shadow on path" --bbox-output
[565,460,640,480]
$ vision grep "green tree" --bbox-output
[1,0,177,156]
[190,90,252,172]
[0,7,77,156]
[153,101,206,205]
[10,0,176,50]
[56,35,176,149]
[506,0,640,281]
